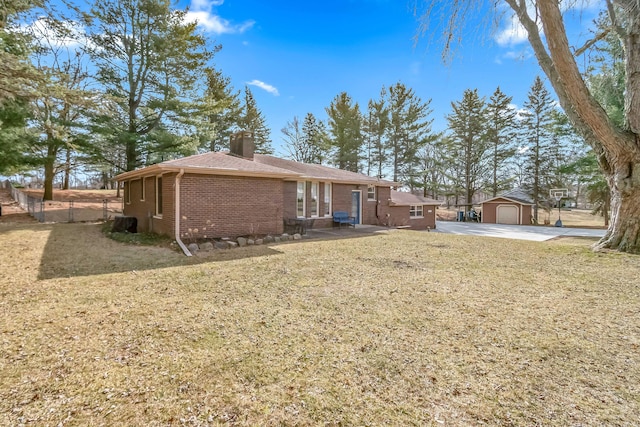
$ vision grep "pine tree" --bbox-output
[363,87,389,178]
[418,132,446,198]
[446,88,488,205]
[486,87,517,197]
[521,76,555,222]
[85,0,215,171]
[0,100,35,175]
[0,0,42,104]
[301,113,329,164]
[238,86,273,154]
[325,92,363,172]
[385,82,434,186]
[200,68,241,152]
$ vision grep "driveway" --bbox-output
[435,221,606,242]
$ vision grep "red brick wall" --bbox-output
[332,183,355,214]
[421,205,437,229]
[122,174,174,235]
[124,175,400,236]
[388,206,410,227]
[387,204,437,229]
[178,174,284,239]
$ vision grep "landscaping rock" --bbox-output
[227,241,238,248]
[247,239,255,245]
[289,234,295,241]
[255,239,263,245]
[237,237,247,247]
[293,233,302,240]
[200,241,214,251]
[274,236,281,243]
[187,243,199,253]
[281,233,289,240]
[264,235,275,244]
[214,241,228,249]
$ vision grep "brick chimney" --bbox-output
[229,131,255,160]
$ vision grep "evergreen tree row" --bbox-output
[1,0,273,200]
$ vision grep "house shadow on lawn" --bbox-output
[36,222,285,280]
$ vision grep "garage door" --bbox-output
[496,205,518,224]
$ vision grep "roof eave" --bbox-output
[282,176,398,186]
[481,196,534,205]
[115,165,301,181]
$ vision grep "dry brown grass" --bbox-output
[1,223,639,425]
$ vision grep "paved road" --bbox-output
[435,221,607,242]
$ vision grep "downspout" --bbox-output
[175,169,192,257]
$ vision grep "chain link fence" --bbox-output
[2,180,123,223]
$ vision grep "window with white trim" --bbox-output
[155,176,163,217]
[409,205,423,218]
[140,177,146,201]
[367,185,376,201]
[296,181,305,217]
[310,182,319,217]
[324,183,331,216]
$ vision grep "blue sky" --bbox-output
[177,0,604,155]
[28,0,602,156]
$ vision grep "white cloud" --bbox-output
[247,80,280,96]
[186,0,254,34]
[191,0,224,10]
[26,17,87,50]
[495,14,533,46]
[495,0,604,47]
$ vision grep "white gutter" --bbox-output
[174,169,192,257]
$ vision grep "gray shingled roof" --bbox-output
[115,152,397,185]
[254,155,397,185]
[482,188,534,205]
[390,190,440,206]
[162,152,298,175]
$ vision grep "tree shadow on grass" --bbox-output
[34,223,285,280]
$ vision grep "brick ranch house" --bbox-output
[115,132,438,244]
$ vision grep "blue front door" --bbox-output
[351,191,361,224]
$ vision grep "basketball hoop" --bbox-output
[549,188,569,227]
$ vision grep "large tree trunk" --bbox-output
[63,147,71,190]
[43,161,55,201]
[43,141,57,201]
[595,162,640,251]
[506,0,640,253]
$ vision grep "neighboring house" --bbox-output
[480,189,534,225]
[115,131,424,241]
[388,191,440,229]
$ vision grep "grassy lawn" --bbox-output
[1,223,638,425]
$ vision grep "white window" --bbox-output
[140,177,146,201]
[310,182,319,217]
[297,181,305,217]
[324,183,331,216]
[155,176,163,217]
[409,205,423,218]
[367,185,376,201]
